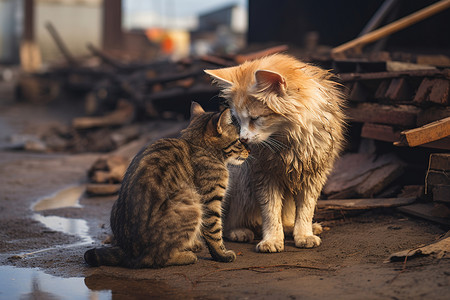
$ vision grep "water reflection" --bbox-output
[32,214,93,244]
[0,265,110,300]
[32,185,85,211]
[85,274,191,299]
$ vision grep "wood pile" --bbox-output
[319,58,450,224]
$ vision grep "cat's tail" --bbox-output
[84,246,126,267]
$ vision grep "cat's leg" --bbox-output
[293,180,322,248]
[202,194,236,262]
[256,184,285,253]
[223,169,258,243]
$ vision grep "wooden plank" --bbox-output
[429,78,450,105]
[397,203,450,226]
[348,81,369,102]
[355,163,404,197]
[374,80,390,99]
[346,103,419,126]
[317,197,416,210]
[394,116,450,147]
[385,78,412,101]
[361,123,401,142]
[340,69,449,82]
[429,153,450,171]
[432,185,450,203]
[332,0,450,54]
[72,100,134,129]
[414,78,450,105]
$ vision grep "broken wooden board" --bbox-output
[414,78,450,105]
[346,103,420,126]
[388,231,450,262]
[361,123,401,143]
[394,116,450,147]
[324,153,404,198]
[317,197,416,210]
[397,203,450,226]
[72,100,135,129]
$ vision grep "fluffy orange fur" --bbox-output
[205,54,346,252]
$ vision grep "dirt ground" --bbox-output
[0,100,449,299]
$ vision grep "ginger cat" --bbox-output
[205,54,346,252]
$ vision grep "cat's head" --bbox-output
[204,57,301,145]
[189,102,249,165]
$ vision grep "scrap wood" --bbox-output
[317,197,416,210]
[361,123,401,143]
[339,69,448,82]
[332,0,450,55]
[394,116,450,147]
[414,78,450,105]
[45,22,77,66]
[346,103,419,126]
[324,152,404,198]
[388,231,450,261]
[72,100,135,129]
[397,203,450,226]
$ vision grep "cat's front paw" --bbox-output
[294,235,321,248]
[256,239,284,253]
[227,228,254,243]
[217,250,236,263]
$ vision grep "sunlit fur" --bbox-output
[84,103,249,268]
[205,54,346,252]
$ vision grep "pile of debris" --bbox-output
[316,56,450,225]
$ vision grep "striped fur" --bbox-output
[84,103,249,268]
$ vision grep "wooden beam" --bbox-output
[346,103,419,126]
[317,197,416,210]
[394,117,450,147]
[361,123,401,142]
[332,0,450,54]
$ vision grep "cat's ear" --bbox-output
[190,101,205,120]
[204,68,234,86]
[254,70,287,95]
[216,108,232,135]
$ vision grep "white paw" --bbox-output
[228,228,254,243]
[294,235,321,248]
[256,239,284,253]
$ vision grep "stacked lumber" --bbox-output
[340,67,450,150]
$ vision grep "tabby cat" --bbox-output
[84,102,249,268]
[205,54,346,253]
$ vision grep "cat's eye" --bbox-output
[250,116,259,122]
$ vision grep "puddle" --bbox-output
[32,185,85,211]
[16,185,93,258]
[32,214,93,244]
[0,265,110,300]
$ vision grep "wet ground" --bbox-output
[0,100,449,299]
